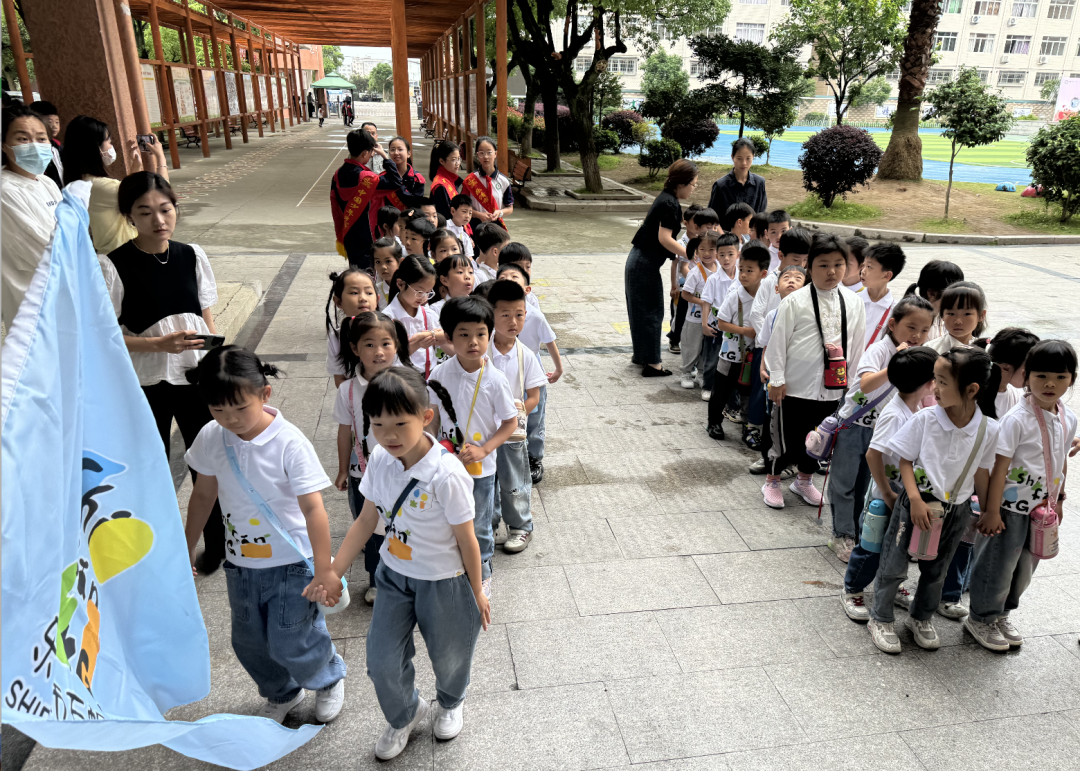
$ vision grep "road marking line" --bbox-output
[297,148,344,207]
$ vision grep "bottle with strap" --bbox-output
[1030,398,1067,559]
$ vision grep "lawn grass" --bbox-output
[920,217,972,233]
[1003,209,1080,235]
[788,195,882,222]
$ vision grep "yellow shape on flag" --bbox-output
[88,518,154,583]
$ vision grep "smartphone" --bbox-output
[137,133,156,151]
[186,334,225,350]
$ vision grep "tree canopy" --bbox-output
[368,63,394,99]
[322,45,344,75]
[639,49,691,131]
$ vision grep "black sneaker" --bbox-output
[743,425,762,451]
[707,424,725,441]
[668,343,681,354]
[530,455,544,485]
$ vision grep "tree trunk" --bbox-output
[541,77,560,172]
[738,110,745,138]
[521,76,539,157]
[944,139,956,219]
[568,83,603,193]
[879,0,942,180]
[834,91,844,125]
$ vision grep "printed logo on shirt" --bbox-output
[224,510,273,559]
[884,463,900,481]
[849,391,880,428]
[1001,466,1055,513]
[913,465,935,496]
[378,485,436,561]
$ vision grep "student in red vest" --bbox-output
[331,129,403,271]
[463,136,513,233]
[429,140,462,221]
[369,136,427,236]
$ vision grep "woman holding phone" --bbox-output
[99,171,227,573]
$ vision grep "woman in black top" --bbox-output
[625,159,699,376]
[707,137,768,218]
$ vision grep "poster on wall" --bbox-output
[201,71,220,119]
[140,64,162,127]
[223,71,240,114]
[171,67,197,123]
[468,74,476,129]
[258,77,269,110]
[242,73,254,108]
[457,76,465,132]
[875,105,893,119]
[1054,77,1080,121]
[273,77,281,109]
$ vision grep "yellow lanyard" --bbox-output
[462,359,485,442]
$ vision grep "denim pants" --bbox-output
[366,564,481,728]
[494,440,533,533]
[347,475,383,580]
[843,481,902,594]
[472,473,495,579]
[700,333,721,392]
[968,511,1039,624]
[527,384,547,460]
[224,560,347,703]
[871,491,971,623]
[625,245,667,367]
[747,347,766,426]
[680,317,704,376]
[827,424,874,539]
[941,540,973,604]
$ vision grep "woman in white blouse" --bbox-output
[99,171,226,573]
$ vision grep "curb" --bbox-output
[792,219,1080,245]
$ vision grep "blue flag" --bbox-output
[2,195,321,769]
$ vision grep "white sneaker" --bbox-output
[503,529,532,553]
[494,521,509,546]
[841,592,870,622]
[868,619,901,654]
[680,375,696,389]
[996,617,1023,647]
[315,679,345,723]
[375,697,429,760]
[894,583,914,611]
[365,586,377,605]
[748,458,767,474]
[257,690,306,724]
[937,601,969,620]
[827,537,854,563]
[433,703,464,740]
[963,617,1010,652]
[701,389,712,402]
[907,617,940,650]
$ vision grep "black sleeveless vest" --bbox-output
[107,240,202,334]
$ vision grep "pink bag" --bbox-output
[1029,401,1067,560]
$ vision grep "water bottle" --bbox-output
[908,504,944,560]
[961,497,980,545]
[1029,503,1060,559]
[805,415,839,461]
[860,499,888,553]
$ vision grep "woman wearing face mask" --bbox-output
[61,115,169,254]
[1,104,63,328]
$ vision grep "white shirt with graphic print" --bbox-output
[996,397,1078,515]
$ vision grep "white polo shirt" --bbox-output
[490,337,548,403]
[474,261,498,284]
[186,407,332,569]
[887,405,1000,503]
[996,397,1078,515]
[768,244,780,272]
[749,270,782,340]
[333,375,370,478]
[927,332,974,354]
[995,384,1023,418]
[359,437,475,581]
[682,261,717,322]
[702,269,737,330]
[862,289,894,348]
[428,355,519,477]
[385,294,441,372]
[526,291,540,310]
[518,305,556,356]
[716,283,757,362]
[838,336,897,429]
[327,328,346,377]
[868,393,919,495]
[446,221,475,258]
[759,307,780,349]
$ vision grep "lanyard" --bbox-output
[420,305,431,379]
[867,303,892,346]
[810,285,848,368]
[348,379,368,473]
[462,359,485,443]
[1032,396,1067,508]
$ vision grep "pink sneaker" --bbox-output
[790,477,822,506]
[762,478,785,509]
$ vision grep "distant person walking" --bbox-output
[307,92,316,118]
[707,137,768,217]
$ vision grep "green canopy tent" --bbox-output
[310,74,357,90]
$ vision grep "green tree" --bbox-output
[1040,77,1061,105]
[350,73,369,93]
[772,0,906,126]
[368,62,394,99]
[879,0,943,180]
[849,75,892,108]
[1026,116,1080,223]
[639,49,690,132]
[322,45,344,74]
[925,67,1013,219]
[590,66,623,123]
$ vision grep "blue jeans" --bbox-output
[968,511,1039,624]
[223,560,347,703]
[843,480,901,594]
[827,424,874,539]
[747,347,766,426]
[472,473,495,579]
[366,564,481,728]
[347,475,383,581]
[494,440,533,533]
[941,541,973,604]
[871,491,971,623]
[700,333,721,392]
[527,384,547,460]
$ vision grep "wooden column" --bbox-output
[182,2,210,156]
[148,0,181,169]
[442,33,452,140]
[284,42,295,126]
[2,0,32,102]
[388,0,412,145]
[474,3,487,142]
[113,0,152,136]
[201,36,220,138]
[209,21,232,149]
[495,0,508,171]
[227,15,249,143]
[247,37,264,137]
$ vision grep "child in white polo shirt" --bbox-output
[699,232,740,399]
[428,295,519,594]
[472,222,509,285]
[184,347,347,725]
[384,255,446,378]
[765,210,791,271]
[842,236,868,294]
[858,242,906,348]
[679,232,720,393]
[447,193,476,258]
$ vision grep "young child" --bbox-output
[842,236,869,293]
[419,198,439,229]
[496,262,563,484]
[762,234,867,508]
[314,367,488,759]
[966,340,1078,651]
[706,240,770,441]
[827,296,936,563]
[979,327,1041,417]
[765,210,792,271]
[868,346,1001,654]
[858,242,905,347]
[463,136,514,232]
[429,140,463,220]
[723,202,754,242]
[401,216,436,260]
[498,242,541,309]
[384,255,445,378]
[679,233,720,393]
[840,345,938,621]
[699,233,742,397]
[333,313,413,603]
[905,260,965,340]
[927,281,987,353]
[487,279,547,553]
[372,237,403,309]
[429,229,464,263]
[750,212,769,244]
[473,222,510,284]
[377,205,403,244]
[184,347,347,724]
[325,267,379,387]
[432,253,476,312]
[670,207,720,353]
[447,194,476,258]
[428,296,520,593]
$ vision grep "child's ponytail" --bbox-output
[325,267,375,335]
[427,378,463,448]
[185,346,280,406]
[940,346,1000,419]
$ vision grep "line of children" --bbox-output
[679,232,721,394]
[371,237,402,308]
[473,222,510,284]
[446,194,476,258]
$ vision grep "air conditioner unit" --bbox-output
[1001,54,1010,63]
[1038,55,1049,64]
[971,14,981,23]
[1007,17,1017,26]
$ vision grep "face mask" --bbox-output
[101,146,117,165]
[7,142,54,176]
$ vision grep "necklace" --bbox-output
[133,240,169,264]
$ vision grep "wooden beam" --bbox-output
[182,1,211,156]
[2,0,32,102]
[495,0,507,172]
[474,3,486,144]
[114,0,153,138]
[227,13,250,143]
[208,21,232,149]
[148,0,182,169]
[389,0,412,146]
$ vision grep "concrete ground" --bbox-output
[17,113,1080,771]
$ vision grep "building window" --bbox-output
[780,0,791,5]
[1048,0,1075,18]
[1012,0,1039,15]
[969,33,996,52]
[977,69,991,82]
[885,69,901,81]
[738,0,768,4]
[941,0,963,10]
[610,57,637,75]
[574,57,590,73]
[927,69,953,83]
[1003,35,1033,54]
[934,32,959,51]
[998,70,1025,84]
[1034,71,1060,85]
[1040,36,1068,56]
[973,0,1002,12]
[734,22,766,44]
[650,21,673,39]
[690,60,704,77]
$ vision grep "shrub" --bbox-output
[507,113,523,142]
[798,124,883,208]
[665,118,720,157]
[602,110,644,150]
[531,115,546,148]
[595,128,621,155]
[803,111,827,122]
[631,120,659,150]
[1026,115,1080,223]
[732,134,768,158]
[639,138,682,179]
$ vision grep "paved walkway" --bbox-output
[19,117,1080,771]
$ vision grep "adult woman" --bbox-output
[1,104,62,328]
[707,137,768,218]
[625,159,698,377]
[428,140,462,220]
[61,115,169,254]
[99,172,226,573]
